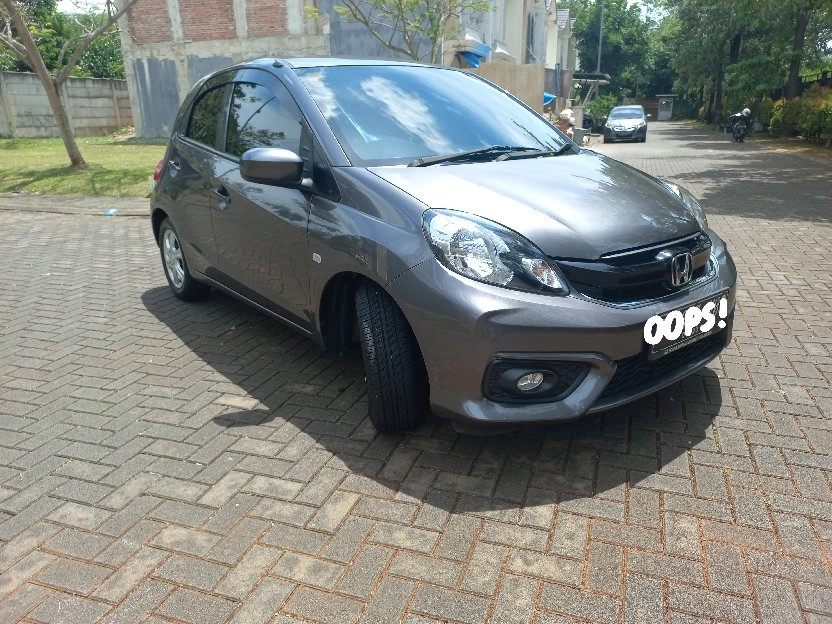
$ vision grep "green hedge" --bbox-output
[586,95,619,122]
[765,85,832,145]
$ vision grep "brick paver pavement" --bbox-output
[1,122,830,623]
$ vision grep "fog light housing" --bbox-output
[484,360,589,404]
[517,372,546,392]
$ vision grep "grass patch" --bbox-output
[0,135,167,198]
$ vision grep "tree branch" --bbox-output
[0,0,29,62]
[54,0,136,84]
[0,29,27,62]
[337,0,420,59]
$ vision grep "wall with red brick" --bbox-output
[246,0,289,38]
[126,4,173,45]
[180,0,237,41]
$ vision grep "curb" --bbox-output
[0,193,148,217]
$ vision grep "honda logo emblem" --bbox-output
[670,252,693,287]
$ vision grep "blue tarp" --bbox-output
[543,92,557,106]
[458,42,491,68]
[459,51,482,68]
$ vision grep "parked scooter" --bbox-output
[730,108,751,142]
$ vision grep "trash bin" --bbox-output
[572,127,588,145]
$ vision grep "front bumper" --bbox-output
[390,234,736,425]
[604,126,647,141]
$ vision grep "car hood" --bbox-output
[368,151,699,259]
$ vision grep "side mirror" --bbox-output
[240,148,303,186]
[646,114,653,120]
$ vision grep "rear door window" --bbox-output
[186,85,229,148]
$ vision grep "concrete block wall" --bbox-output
[0,72,132,138]
[467,62,546,113]
[0,92,7,133]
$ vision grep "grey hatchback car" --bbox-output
[151,58,736,432]
[603,105,649,143]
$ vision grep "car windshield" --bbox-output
[609,108,643,120]
[296,65,567,167]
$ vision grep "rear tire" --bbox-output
[355,282,427,433]
[158,218,210,301]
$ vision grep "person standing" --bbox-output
[555,108,575,140]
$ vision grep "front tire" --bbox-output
[158,218,210,301]
[355,282,427,433]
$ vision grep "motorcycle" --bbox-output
[730,111,749,142]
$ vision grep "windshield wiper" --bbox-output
[495,143,574,161]
[407,145,540,167]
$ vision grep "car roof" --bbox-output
[245,57,425,70]
[611,105,645,113]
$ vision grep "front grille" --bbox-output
[598,332,725,401]
[556,233,712,304]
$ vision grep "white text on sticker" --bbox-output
[643,297,729,346]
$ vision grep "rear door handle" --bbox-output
[168,160,180,175]
[212,186,230,210]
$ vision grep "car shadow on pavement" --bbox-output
[648,125,832,222]
[142,285,721,513]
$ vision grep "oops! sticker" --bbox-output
[643,296,729,346]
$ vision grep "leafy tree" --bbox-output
[0,0,72,72]
[658,0,832,131]
[576,0,649,97]
[70,12,124,79]
[659,1,746,121]
[329,0,490,64]
[0,5,126,79]
[586,93,617,121]
[0,0,135,167]
[780,0,832,133]
[642,9,677,98]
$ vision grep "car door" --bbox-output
[210,70,313,331]
[163,76,233,277]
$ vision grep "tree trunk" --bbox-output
[5,0,86,167]
[714,45,725,123]
[785,8,809,100]
[706,88,715,124]
[44,77,86,167]
[783,6,810,137]
[729,32,742,65]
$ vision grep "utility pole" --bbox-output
[584,0,604,105]
[594,0,603,101]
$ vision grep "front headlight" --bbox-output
[423,209,568,295]
[660,180,708,230]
